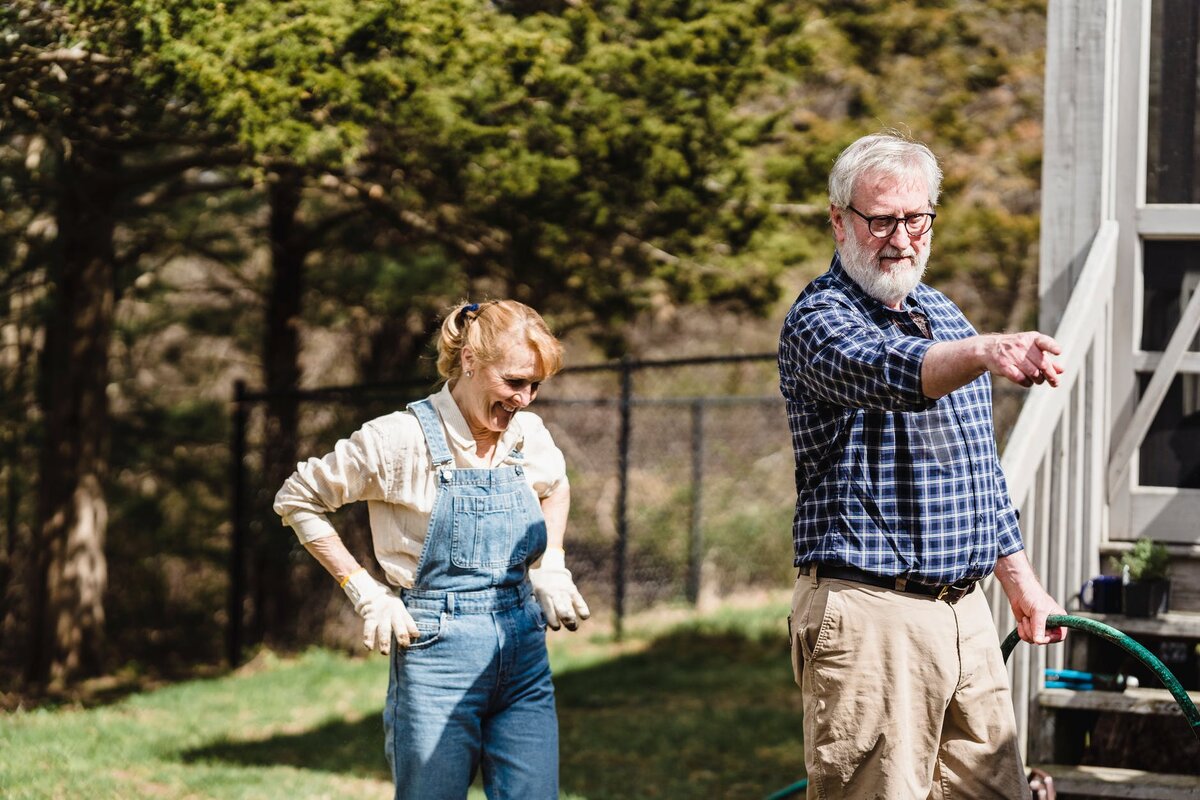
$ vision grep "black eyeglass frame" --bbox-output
[844,205,936,239]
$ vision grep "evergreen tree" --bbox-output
[0,0,238,686]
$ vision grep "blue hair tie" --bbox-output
[466,303,480,312]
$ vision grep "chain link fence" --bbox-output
[230,354,1027,662]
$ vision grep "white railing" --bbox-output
[988,220,1119,758]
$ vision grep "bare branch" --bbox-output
[132,174,254,210]
[31,48,113,65]
[770,202,823,216]
[615,232,680,265]
[120,147,246,191]
[321,171,503,260]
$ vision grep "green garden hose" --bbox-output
[1001,613,1200,742]
[763,777,807,800]
[765,612,1200,800]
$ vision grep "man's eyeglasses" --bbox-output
[845,205,936,239]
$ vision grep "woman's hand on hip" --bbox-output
[342,570,421,654]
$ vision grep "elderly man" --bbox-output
[778,131,1066,799]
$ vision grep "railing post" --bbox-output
[615,357,633,639]
[227,380,248,667]
[687,399,705,605]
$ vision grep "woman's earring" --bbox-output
[466,370,474,378]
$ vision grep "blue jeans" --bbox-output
[384,585,558,800]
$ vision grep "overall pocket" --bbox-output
[450,490,530,569]
[403,605,446,652]
[524,593,548,632]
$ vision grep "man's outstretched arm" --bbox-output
[922,332,1064,399]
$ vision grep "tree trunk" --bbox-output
[0,315,34,663]
[364,307,441,384]
[255,172,305,645]
[0,427,17,659]
[28,146,116,688]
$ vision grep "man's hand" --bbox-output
[529,549,591,631]
[342,570,420,654]
[1007,581,1067,645]
[981,332,1064,389]
[994,552,1066,645]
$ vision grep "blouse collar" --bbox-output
[430,382,524,462]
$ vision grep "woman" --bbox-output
[274,299,590,799]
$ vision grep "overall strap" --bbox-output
[407,398,455,469]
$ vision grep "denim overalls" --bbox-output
[383,398,557,800]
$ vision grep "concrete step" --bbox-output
[1038,686,1200,716]
[1029,764,1200,798]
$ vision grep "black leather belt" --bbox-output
[797,563,977,603]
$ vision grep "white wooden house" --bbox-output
[992,1,1200,793]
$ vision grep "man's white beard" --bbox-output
[838,230,929,307]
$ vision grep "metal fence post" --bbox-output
[227,380,247,667]
[687,399,705,605]
[615,356,633,639]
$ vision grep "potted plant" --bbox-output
[1115,538,1171,617]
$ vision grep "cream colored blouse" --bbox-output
[273,383,568,589]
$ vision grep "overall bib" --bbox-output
[384,398,557,800]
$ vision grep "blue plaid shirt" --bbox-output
[777,255,1024,586]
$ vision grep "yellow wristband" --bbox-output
[338,567,366,589]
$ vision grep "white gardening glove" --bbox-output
[341,569,420,655]
[528,548,590,631]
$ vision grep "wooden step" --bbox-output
[1030,764,1200,798]
[1038,686,1200,716]
[1070,609,1200,638]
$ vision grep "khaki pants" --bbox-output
[789,572,1027,799]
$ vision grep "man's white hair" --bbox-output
[828,131,943,210]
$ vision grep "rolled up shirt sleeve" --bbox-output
[273,423,391,544]
[783,298,937,412]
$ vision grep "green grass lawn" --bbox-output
[0,593,806,799]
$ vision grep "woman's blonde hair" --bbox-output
[435,299,564,382]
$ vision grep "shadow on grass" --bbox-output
[556,626,805,799]
[180,626,806,799]
[182,715,390,781]
[0,662,226,713]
